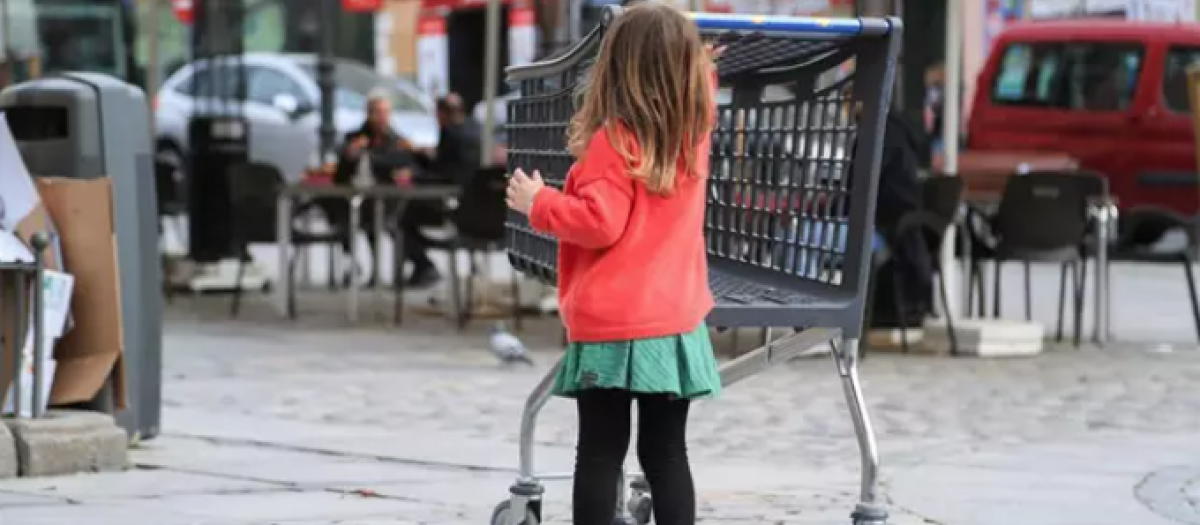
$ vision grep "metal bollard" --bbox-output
[30,232,50,419]
[5,231,51,419]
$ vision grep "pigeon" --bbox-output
[489,322,535,366]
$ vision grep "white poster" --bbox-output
[508,7,538,68]
[416,16,449,97]
[0,114,37,232]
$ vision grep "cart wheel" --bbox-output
[628,493,652,524]
[490,500,539,525]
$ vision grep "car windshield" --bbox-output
[295,59,431,114]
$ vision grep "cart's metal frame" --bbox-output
[496,8,901,525]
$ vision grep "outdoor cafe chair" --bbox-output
[1110,206,1200,341]
[227,161,350,318]
[965,170,1107,347]
[410,167,523,330]
[884,175,964,355]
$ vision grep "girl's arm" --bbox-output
[528,135,634,249]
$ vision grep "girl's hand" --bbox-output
[705,43,727,62]
[506,168,545,215]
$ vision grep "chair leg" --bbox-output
[992,261,1002,318]
[965,261,975,318]
[936,269,959,356]
[447,247,465,329]
[287,251,302,320]
[1056,263,1068,342]
[230,256,247,318]
[1073,259,1088,348]
[1181,255,1200,342]
[974,261,987,317]
[1023,261,1032,321]
[891,275,909,354]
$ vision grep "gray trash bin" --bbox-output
[0,72,163,440]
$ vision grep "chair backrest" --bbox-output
[453,167,508,241]
[227,162,285,245]
[921,175,965,230]
[993,170,1106,251]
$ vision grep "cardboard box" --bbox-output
[35,178,126,409]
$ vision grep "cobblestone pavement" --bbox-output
[2,286,1200,524]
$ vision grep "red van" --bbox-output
[968,20,1200,217]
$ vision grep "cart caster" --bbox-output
[490,500,539,525]
[627,493,652,524]
[850,502,888,525]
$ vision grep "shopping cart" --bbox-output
[496,7,901,525]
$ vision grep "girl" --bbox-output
[505,3,721,524]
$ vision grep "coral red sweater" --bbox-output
[528,129,713,342]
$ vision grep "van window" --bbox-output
[1163,47,1200,113]
[991,42,1144,111]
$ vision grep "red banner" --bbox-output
[343,0,383,12]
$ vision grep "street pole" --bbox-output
[480,0,501,167]
[147,0,161,136]
[317,0,338,163]
[942,0,963,318]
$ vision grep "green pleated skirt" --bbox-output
[552,323,722,400]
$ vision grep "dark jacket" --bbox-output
[872,111,935,326]
[418,120,482,186]
[333,124,415,187]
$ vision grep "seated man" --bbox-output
[398,93,486,288]
[328,90,416,285]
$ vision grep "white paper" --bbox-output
[0,114,38,231]
[3,357,56,418]
[40,270,74,340]
[0,229,33,263]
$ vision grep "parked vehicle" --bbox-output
[155,52,440,192]
[969,20,1200,219]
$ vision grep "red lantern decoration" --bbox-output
[172,0,194,25]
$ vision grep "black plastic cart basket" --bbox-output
[497,8,901,525]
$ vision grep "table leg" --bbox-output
[392,200,409,326]
[374,197,386,288]
[1093,207,1111,345]
[275,194,293,318]
[348,195,364,323]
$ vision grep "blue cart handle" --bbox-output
[687,12,867,36]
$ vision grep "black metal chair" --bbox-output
[886,175,964,355]
[423,167,522,330]
[967,171,1106,347]
[1110,206,1200,341]
[227,162,349,318]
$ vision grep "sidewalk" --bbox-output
[0,263,1199,523]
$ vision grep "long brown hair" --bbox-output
[567,1,715,195]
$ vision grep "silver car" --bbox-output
[155,52,440,189]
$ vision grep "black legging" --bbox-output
[574,389,694,525]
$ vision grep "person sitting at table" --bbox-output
[395,93,486,288]
[328,89,416,286]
